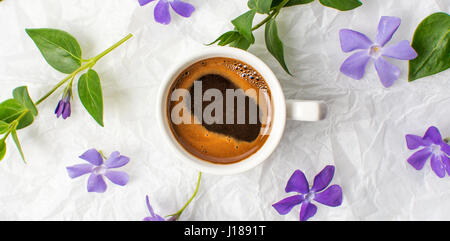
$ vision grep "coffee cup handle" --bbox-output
[286,100,327,121]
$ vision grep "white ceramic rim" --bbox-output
[156,46,286,175]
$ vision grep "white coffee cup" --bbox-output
[156,46,326,175]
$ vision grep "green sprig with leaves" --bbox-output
[209,0,363,75]
[0,29,132,163]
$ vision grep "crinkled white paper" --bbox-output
[0,0,449,221]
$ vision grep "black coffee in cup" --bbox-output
[167,57,273,164]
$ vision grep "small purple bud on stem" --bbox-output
[55,91,72,119]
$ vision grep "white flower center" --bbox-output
[369,45,382,58]
[430,144,443,156]
[92,166,106,175]
[305,192,315,202]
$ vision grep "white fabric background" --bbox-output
[0,0,449,221]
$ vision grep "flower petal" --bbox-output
[55,100,63,117]
[430,154,446,178]
[170,0,195,18]
[300,202,317,221]
[340,51,371,80]
[146,195,156,216]
[87,174,107,193]
[285,170,309,194]
[443,155,450,176]
[382,40,418,60]
[407,148,432,170]
[62,102,71,119]
[154,0,171,25]
[79,149,103,166]
[138,0,155,6]
[143,216,165,221]
[405,134,428,150]
[424,126,443,145]
[313,184,343,207]
[66,164,93,178]
[339,29,373,53]
[105,151,130,169]
[376,16,401,46]
[374,57,400,88]
[272,195,304,215]
[311,165,335,192]
[104,171,129,186]
[441,142,450,156]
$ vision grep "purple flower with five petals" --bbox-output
[272,165,343,221]
[339,16,418,87]
[55,90,71,119]
[138,0,195,25]
[406,126,450,178]
[66,149,130,193]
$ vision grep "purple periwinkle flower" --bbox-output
[272,165,343,221]
[339,16,418,87]
[138,0,195,25]
[406,126,450,178]
[55,91,71,119]
[66,149,130,193]
[143,195,166,221]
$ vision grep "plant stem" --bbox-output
[445,138,449,144]
[98,150,108,160]
[252,12,277,31]
[169,172,202,220]
[35,73,75,106]
[92,34,133,63]
[35,33,133,106]
[251,0,290,31]
[1,130,10,142]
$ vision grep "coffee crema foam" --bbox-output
[167,57,273,164]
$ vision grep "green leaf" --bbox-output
[265,19,291,75]
[0,120,9,134]
[13,87,37,129]
[78,69,104,127]
[0,99,26,124]
[230,36,252,50]
[11,129,25,163]
[318,0,362,11]
[0,98,34,130]
[248,0,273,14]
[208,31,241,46]
[0,140,6,162]
[13,86,38,117]
[16,111,34,130]
[271,0,314,8]
[26,28,82,74]
[231,10,257,44]
[409,12,450,82]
